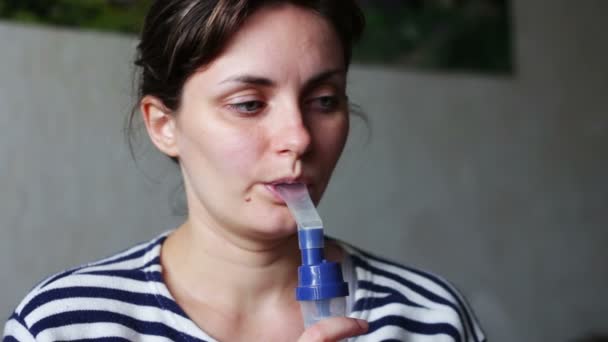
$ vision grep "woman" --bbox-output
[3,1,485,341]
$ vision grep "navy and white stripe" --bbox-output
[3,233,485,341]
[340,243,485,341]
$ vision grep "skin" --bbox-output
[141,4,367,341]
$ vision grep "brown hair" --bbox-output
[127,0,365,162]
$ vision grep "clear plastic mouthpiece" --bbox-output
[275,183,323,230]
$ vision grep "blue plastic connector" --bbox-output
[296,229,349,301]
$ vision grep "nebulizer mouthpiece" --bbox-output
[275,184,349,328]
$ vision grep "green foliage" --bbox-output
[0,0,512,73]
[354,1,512,73]
[0,0,152,34]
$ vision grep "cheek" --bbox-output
[317,117,349,161]
[337,117,350,151]
[202,127,264,177]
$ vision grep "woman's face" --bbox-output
[167,5,348,240]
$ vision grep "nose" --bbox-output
[272,107,312,157]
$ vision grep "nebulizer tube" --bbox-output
[275,184,349,328]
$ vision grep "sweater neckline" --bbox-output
[142,230,366,341]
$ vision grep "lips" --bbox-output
[264,177,313,203]
[265,184,286,202]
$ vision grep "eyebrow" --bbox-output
[303,69,346,92]
[218,68,346,90]
[219,75,275,87]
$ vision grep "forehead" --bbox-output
[195,4,345,85]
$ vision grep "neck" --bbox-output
[161,217,301,315]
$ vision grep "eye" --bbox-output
[227,100,266,115]
[307,95,342,113]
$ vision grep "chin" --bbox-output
[248,213,298,240]
[234,195,300,241]
[240,226,296,247]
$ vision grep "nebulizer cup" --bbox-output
[275,183,349,328]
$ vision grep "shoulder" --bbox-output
[3,233,177,341]
[337,241,486,342]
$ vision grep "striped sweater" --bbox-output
[3,232,485,341]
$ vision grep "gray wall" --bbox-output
[1,1,607,341]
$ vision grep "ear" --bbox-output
[140,96,179,158]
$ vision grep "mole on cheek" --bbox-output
[245,197,252,202]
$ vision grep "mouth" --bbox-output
[264,178,312,203]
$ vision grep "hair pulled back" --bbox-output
[127,0,365,162]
